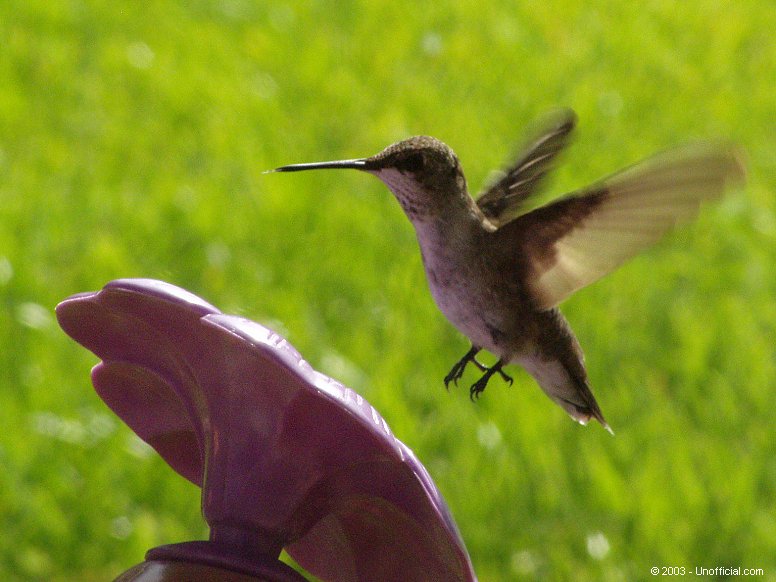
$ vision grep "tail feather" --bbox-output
[518,354,612,434]
[513,308,613,432]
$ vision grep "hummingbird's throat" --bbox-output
[373,168,437,221]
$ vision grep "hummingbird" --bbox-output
[270,109,745,430]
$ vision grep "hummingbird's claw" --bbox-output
[468,358,510,402]
[443,366,463,390]
[469,377,489,401]
[444,346,482,389]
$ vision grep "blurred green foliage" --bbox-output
[1,1,774,580]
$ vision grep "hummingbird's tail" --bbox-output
[515,310,613,433]
[519,355,612,433]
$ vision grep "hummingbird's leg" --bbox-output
[469,359,512,400]
[469,356,488,372]
[444,345,482,389]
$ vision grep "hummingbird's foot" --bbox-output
[469,359,510,401]
[444,345,482,389]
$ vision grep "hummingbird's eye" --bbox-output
[397,153,425,173]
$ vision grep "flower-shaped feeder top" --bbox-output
[56,279,476,582]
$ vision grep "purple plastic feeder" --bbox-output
[56,279,477,582]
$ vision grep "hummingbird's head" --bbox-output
[271,136,469,221]
[360,136,468,219]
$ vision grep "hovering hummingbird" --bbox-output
[270,109,745,430]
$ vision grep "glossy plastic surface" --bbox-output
[56,279,476,581]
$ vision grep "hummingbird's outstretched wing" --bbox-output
[476,108,577,227]
[498,144,746,310]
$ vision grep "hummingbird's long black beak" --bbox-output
[267,159,368,173]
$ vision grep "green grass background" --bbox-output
[1,1,774,580]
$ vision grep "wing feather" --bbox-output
[476,109,577,226]
[499,144,746,310]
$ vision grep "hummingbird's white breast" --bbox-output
[374,167,516,356]
[416,215,510,356]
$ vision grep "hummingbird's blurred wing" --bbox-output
[499,145,745,310]
[476,109,577,227]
